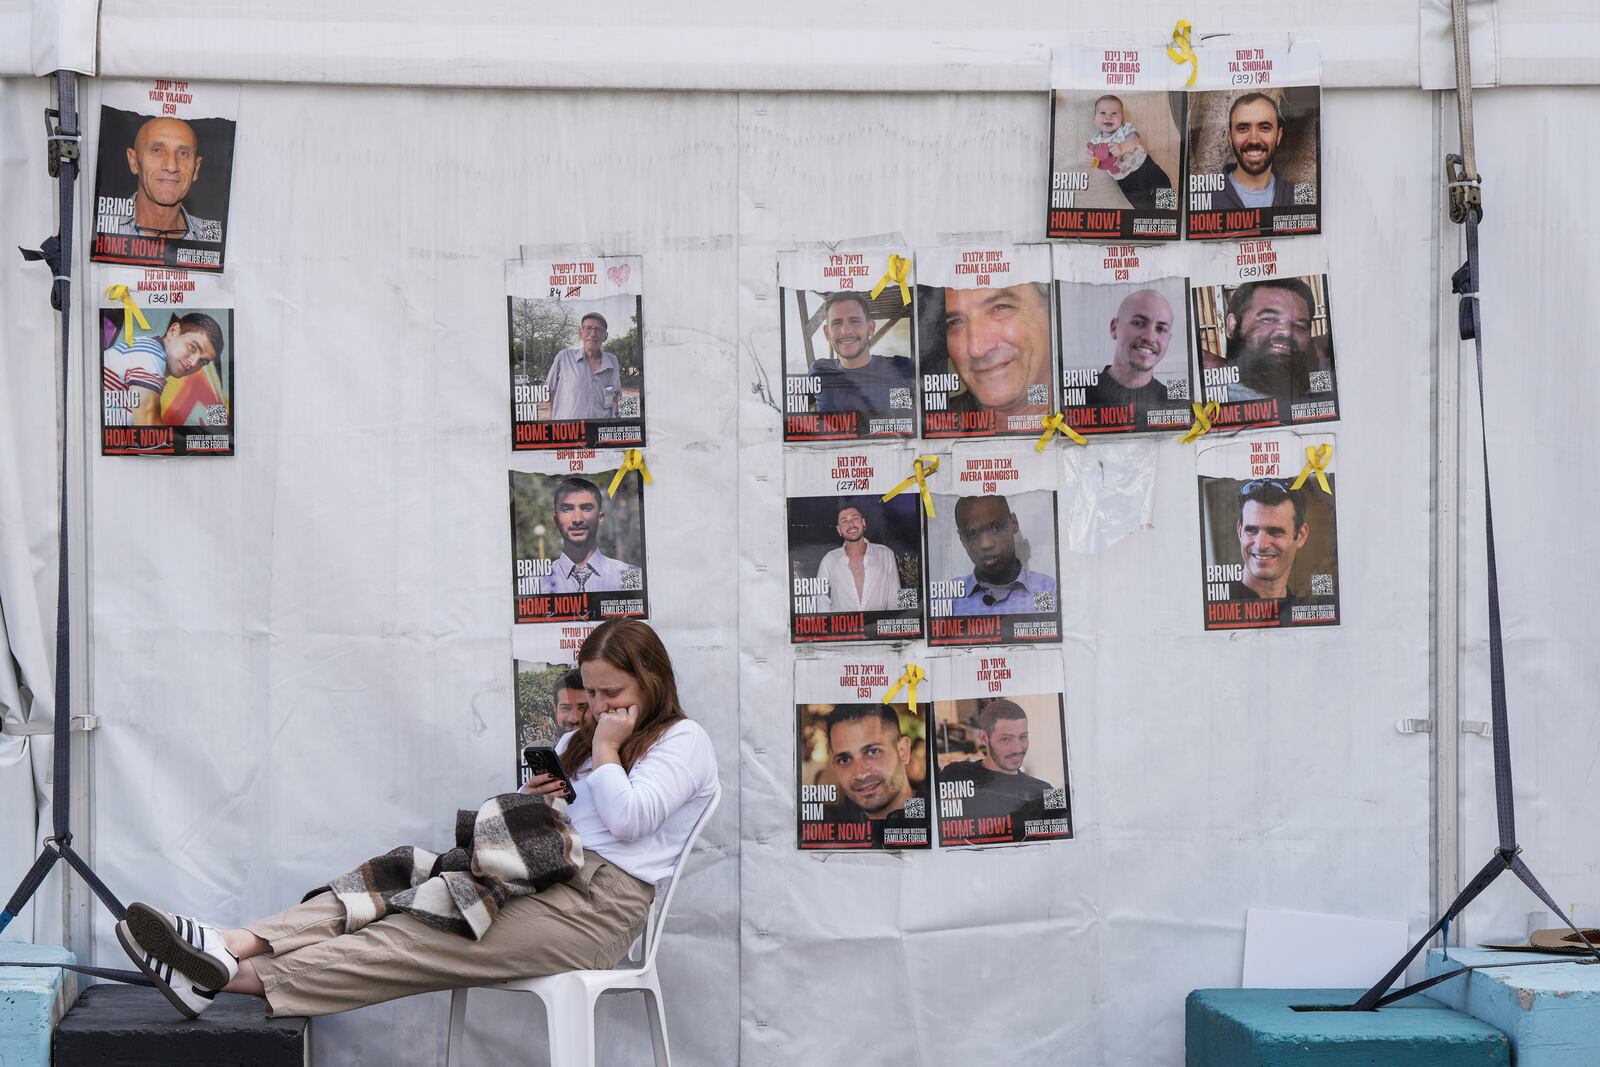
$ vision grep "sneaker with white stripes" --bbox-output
[115,919,222,1020]
[124,901,240,991]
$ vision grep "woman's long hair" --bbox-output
[559,619,688,777]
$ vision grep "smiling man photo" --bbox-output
[534,477,639,595]
[107,117,220,242]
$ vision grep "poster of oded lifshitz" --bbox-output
[99,267,234,456]
[786,447,925,644]
[917,243,1056,440]
[1054,241,1193,436]
[779,247,917,442]
[91,80,237,272]
[510,623,598,785]
[507,255,646,451]
[1190,237,1338,431]
[1047,44,1185,241]
[796,655,932,851]
[1196,432,1339,630]
[926,442,1062,646]
[931,650,1072,847]
[509,451,648,624]
[1184,38,1322,241]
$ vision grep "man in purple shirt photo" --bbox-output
[937,496,1057,616]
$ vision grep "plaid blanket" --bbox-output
[306,792,585,940]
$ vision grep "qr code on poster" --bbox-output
[1027,384,1049,405]
[1033,591,1055,612]
[1311,573,1333,596]
[1293,182,1317,206]
[1155,188,1178,211]
[191,218,223,242]
[896,588,919,609]
[617,394,640,418]
[1043,787,1067,809]
[1165,377,1189,401]
[890,387,912,410]
[620,569,642,591]
[201,404,228,426]
[902,797,926,819]
[1308,370,1332,393]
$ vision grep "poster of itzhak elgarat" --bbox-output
[91,80,236,272]
[1054,242,1193,436]
[779,247,917,442]
[1184,38,1322,241]
[507,255,646,451]
[795,655,932,851]
[510,623,598,785]
[1190,238,1338,431]
[917,243,1057,440]
[925,442,1063,646]
[1195,432,1339,630]
[1047,44,1185,241]
[786,447,924,644]
[931,650,1073,847]
[99,268,234,456]
[509,451,647,624]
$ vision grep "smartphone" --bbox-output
[523,746,577,803]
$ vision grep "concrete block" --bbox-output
[1425,946,1600,1066]
[54,983,308,1066]
[1187,987,1511,1066]
[0,942,75,1067]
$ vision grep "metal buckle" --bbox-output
[1444,154,1482,224]
[44,108,80,178]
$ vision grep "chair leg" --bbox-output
[445,987,469,1067]
[544,982,598,1067]
[642,979,672,1067]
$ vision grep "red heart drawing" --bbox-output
[607,263,631,286]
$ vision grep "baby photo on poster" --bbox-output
[91,80,237,272]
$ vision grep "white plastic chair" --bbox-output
[445,782,720,1067]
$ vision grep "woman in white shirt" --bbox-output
[114,619,719,1020]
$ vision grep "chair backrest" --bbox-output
[635,779,720,972]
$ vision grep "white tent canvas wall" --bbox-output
[1,3,1597,1064]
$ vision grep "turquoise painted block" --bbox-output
[1187,987,1510,1066]
[1425,947,1600,1066]
[0,943,76,1067]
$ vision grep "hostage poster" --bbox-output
[1054,242,1193,435]
[510,623,598,785]
[99,268,234,456]
[917,243,1056,440]
[91,79,237,272]
[931,650,1073,847]
[786,446,924,644]
[507,255,646,450]
[926,442,1062,647]
[796,655,932,851]
[779,247,917,442]
[1196,432,1340,630]
[1184,38,1322,240]
[1047,44,1185,241]
[510,451,648,624]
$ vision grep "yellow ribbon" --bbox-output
[1178,401,1220,445]
[1167,19,1199,88]
[881,454,939,518]
[1035,411,1087,452]
[606,448,654,498]
[869,254,912,307]
[883,663,926,715]
[1290,444,1333,494]
[104,285,151,346]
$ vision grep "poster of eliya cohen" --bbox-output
[931,649,1072,847]
[507,255,645,451]
[926,442,1062,646]
[779,247,917,442]
[99,268,234,456]
[510,622,599,784]
[786,446,924,644]
[1184,38,1321,240]
[91,80,236,272]
[1054,241,1193,435]
[1047,44,1185,241]
[1196,432,1339,630]
[1190,237,1338,431]
[918,243,1057,440]
[509,451,647,624]
[795,655,932,851]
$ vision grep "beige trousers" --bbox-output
[245,850,653,1018]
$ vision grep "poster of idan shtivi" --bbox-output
[509,451,648,624]
[1184,38,1322,240]
[1047,44,1185,241]
[510,623,599,785]
[99,267,234,456]
[1196,432,1339,630]
[786,446,925,644]
[779,247,917,442]
[507,255,646,450]
[1190,237,1338,431]
[1054,241,1194,436]
[91,80,237,272]
[931,650,1073,847]
[796,655,932,851]
[926,441,1063,646]
[917,243,1057,440]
